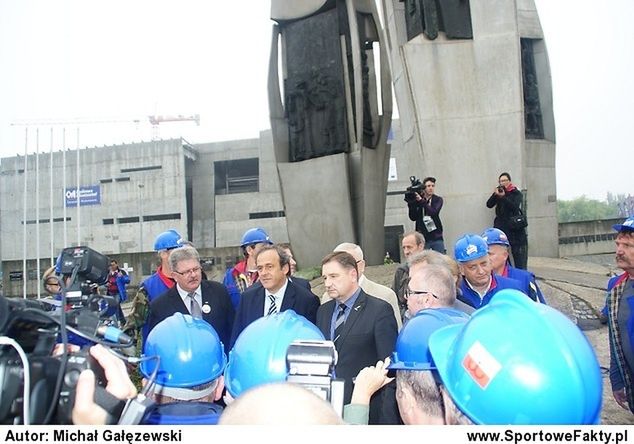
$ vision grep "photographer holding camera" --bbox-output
[486,172,528,270]
[405,176,445,253]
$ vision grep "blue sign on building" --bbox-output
[65,185,101,207]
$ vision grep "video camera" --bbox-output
[404,176,424,204]
[286,340,345,417]
[0,246,132,425]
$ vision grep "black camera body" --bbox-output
[497,185,505,193]
[404,176,424,204]
[286,340,345,417]
[0,246,121,424]
[57,349,107,423]
[57,246,110,307]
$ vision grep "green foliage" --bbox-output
[558,196,619,222]
[295,266,322,281]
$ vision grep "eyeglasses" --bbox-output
[173,266,202,276]
[404,287,439,300]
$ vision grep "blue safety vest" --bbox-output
[506,266,546,304]
[459,274,525,309]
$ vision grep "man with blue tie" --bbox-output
[230,245,320,347]
[316,251,399,424]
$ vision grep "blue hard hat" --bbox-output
[481,228,510,247]
[429,289,602,425]
[153,229,184,251]
[388,308,469,371]
[613,215,634,233]
[454,234,488,263]
[224,310,324,398]
[240,227,272,247]
[140,313,227,387]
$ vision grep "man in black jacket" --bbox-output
[230,245,320,347]
[407,176,445,253]
[486,172,528,269]
[148,245,235,349]
[317,251,399,424]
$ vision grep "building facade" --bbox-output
[0,128,411,296]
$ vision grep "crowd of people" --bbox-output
[34,171,633,426]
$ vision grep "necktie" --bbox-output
[267,294,277,316]
[187,292,202,319]
[333,303,347,340]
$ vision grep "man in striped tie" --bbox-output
[230,245,320,347]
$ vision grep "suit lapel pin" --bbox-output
[202,304,211,314]
[354,305,361,311]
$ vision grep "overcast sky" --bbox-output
[0,0,631,201]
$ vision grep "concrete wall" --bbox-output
[0,139,188,260]
[279,153,356,267]
[0,139,190,294]
[518,0,558,258]
[381,0,558,257]
[559,218,621,257]
[191,131,290,251]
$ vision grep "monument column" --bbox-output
[269,0,392,266]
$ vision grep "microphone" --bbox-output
[96,325,133,346]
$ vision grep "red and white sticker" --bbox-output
[462,341,501,389]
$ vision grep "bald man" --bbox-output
[218,383,344,425]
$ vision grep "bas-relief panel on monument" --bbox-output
[520,38,544,140]
[401,0,473,41]
[282,2,380,162]
[284,7,349,162]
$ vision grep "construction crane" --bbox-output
[148,114,200,140]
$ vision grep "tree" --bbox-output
[557,196,619,222]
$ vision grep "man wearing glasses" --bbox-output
[404,263,460,322]
[147,245,235,348]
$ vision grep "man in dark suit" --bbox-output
[316,251,399,424]
[148,245,234,349]
[230,245,320,347]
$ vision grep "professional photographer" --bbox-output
[405,176,445,253]
[485,172,528,269]
[72,344,137,425]
[0,246,137,425]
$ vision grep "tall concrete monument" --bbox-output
[269,0,393,266]
[380,0,558,257]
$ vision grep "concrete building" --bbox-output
[0,125,415,296]
[0,139,191,296]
